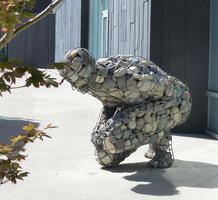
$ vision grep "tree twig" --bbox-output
[0,29,14,50]
[10,85,27,89]
[14,0,64,37]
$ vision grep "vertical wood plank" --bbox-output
[108,0,150,58]
[126,0,131,54]
[183,0,210,133]
[167,0,186,80]
[130,0,135,23]
[142,0,150,58]
[54,0,81,62]
[150,0,164,66]
[134,0,139,55]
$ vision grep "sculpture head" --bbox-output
[65,48,95,72]
[60,48,96,93]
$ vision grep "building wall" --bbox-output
[207,0,218,138]
[150,0,210,134]
[8,14,55,68]
[7,1,55,67]
[8,0,81,66]
[108,0,151,58]
[32,0,52,13]
[53,0,81,62]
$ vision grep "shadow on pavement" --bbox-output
[103,159,218,196]
[0,116,40,144]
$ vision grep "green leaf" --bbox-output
[11,135,25,146]
[50,62,67,70]
[22,123,35,132]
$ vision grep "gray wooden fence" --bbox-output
[53,0,81,62]
[108,0,151,58]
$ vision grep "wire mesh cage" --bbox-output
[59,48,192,168]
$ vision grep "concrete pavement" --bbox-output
[0,70,218,200]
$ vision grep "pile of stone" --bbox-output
[60,48,192,168]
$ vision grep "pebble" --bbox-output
[124,90,141,99]
[103,78,116,88]
[127,119,136,129]
[136,118,144,129]
[171,107,182,122]
[110,90,124,98]
[69,72,79,82]
[114,67,127,77]
[116,77,127,89]
[101,155,113,165]
[127,78,138,91]
[104,138,116,153]
[127,66,140,74]
[138,80,153,92]
[95,75,105,83]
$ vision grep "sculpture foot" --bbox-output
[147,151,174,168]
[147,131,174,168]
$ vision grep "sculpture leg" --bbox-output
[144,143,156,159]
[91,109,136,167]
[147,130,174,168]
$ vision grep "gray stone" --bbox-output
[136,132,144,143]
[104,138,116,153]
[142,124,153,133]
[114,67,127,77]
[116,140,125,149]
[138,80,154,92]
[110,90,124,98]
[95,75,105,83]
[127,119,136,129]
[101,155,113,165]
[127,66,140,74]
[124,90,140,99]
[136,118,144,129]
[74,79,86,87]
[132,138,139,146]
[116,77,127,89]
[171,107,182,123]
[103,78,116,88]
[126,78,138,90]
[125,140,131,148]
[69,72,79,82]
[123,130,131,139]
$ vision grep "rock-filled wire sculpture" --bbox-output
[59,48,192,168]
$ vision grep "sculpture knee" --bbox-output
[94,148,134,167]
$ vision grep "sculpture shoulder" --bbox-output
[95,55,168,79]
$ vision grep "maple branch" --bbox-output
[14,0,64,36]
[0,29,14,50]
[0,0,64,50]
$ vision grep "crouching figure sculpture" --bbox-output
[59,48,192,168]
